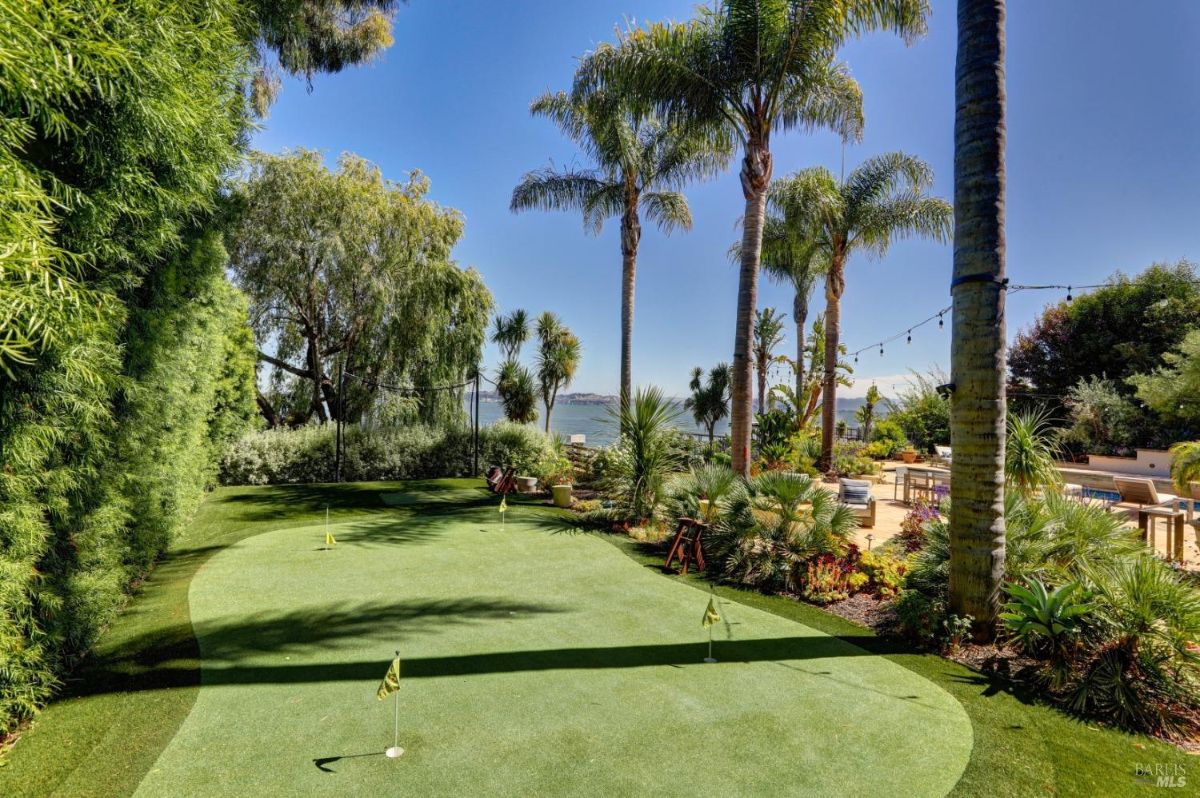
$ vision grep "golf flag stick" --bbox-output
[702,594,721,663]
[377,652,403,758]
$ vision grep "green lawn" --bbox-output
[1,480,1191,796]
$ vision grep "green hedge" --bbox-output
[219,422,552,485]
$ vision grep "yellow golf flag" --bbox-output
[376,656,401,700]
[702,597,721,629]
[499,495,507,514]
[325,530,336,547]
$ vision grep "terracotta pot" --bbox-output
[901,450,918,464]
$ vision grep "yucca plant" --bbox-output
[1005,408,1064,496]
[601,387,683,523]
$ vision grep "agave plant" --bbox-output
[1000,578,1093,681]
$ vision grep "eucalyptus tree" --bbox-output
[769,153,951,473]
[761,216,825,409]
[228,150,492,427]
[535,312,582,433]
[684,363,733,447]
[752,308,787,415]
[575,0,930,476]
[949,0,1008,637]
[511,91,729,411]
[492,310,530,361]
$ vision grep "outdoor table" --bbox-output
[1138,507,1186,563]
[903,465,951,505]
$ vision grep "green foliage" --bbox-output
[496,360,539,425]
[1060,376,1142,455]
[830,440,877,478]
[752,409,795,467]
[857,550,906,599]
[230,150,491,428]
[492,310,530,361]
[1010,261,1200,403]
[1005,408,1063,496]
[598,387,683,522]
[684,363,732,444]
[865,416,908,459]
[1129,329,1200,440]
[886,370,950,453]
[1001,579,1093,667]
[707,472,858,595]
[1167,441,1200,497]
[219,422,551,485]
[534,312,581,432]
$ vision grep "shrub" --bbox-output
[596,388,683,523]
[856,550,907,598]
[896,502,940,552]
[801,553,858,604]
[867,418,909,459]
[887,371,950,453]
[831,440,877,478]
[1001,579,1093,685]
[219,422,552,485]
[894,589,947,647]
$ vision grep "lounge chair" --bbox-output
[1112,476,1178,512]
[838,478,876,529]
[933,445,953,466]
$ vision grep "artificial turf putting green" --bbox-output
[134,510,971,797]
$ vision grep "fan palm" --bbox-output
[511,91,730,412]
[949,0,1008,638]
[534,312,582,434]
[575,0,930,476]
[752,308,787,414]
[768,153,951,473]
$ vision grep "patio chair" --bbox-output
[933,445,953,466]
[838,478,876,529]
[1112,477,1178,511]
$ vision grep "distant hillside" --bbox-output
[478,391,877,413]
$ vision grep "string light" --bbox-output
[938,312,944,330]
[1066,285,1073,302]
[906,329,912,344]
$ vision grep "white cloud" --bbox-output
[842,373,920,399]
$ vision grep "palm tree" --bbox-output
[761,216,825,411]
[1006,408,1062,496]
[752,308,787,415]
[769,153,951,473]
[492,310,529,361]
[684,363,732,447]
[576,0,930,476]
[511,91,729,412]
[949,0,1008,638]
[855,383,882,442]
[535,312,582,433]
[497,360,538,424]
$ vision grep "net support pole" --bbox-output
[335,363,345,483]
[473,367,481,476]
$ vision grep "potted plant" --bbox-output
[538,451,575,508]
[900,446,919,464]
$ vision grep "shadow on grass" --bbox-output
[313,752,382,773]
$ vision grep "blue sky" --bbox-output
[252,0,1200,398]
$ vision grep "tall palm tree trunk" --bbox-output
[793,290,807,414]
[731,140,772,476]
[949,0,1007,640]
[756,358,767,416]
[820,258,845,473]
[619,198,641,419]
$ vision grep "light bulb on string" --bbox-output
[938,312,944,330]
[1066,286,1073,302]
[879,344,884,357]
[907,330,912,345]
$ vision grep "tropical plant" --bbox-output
[534,312,582,433]
[948,0,1007,638]
[709,472,858,594]
[684,363,732,447]
[576,0,931,475]
[1071,558,1200,735]
[1001,579,1093,680]
[497,360,539,425]
[1006,408,1064,496]
[768,314,852,431]
[867,418,909,459]
[753,308,788,414]
[602,387,684,522]
[761,219,826,407]
[768,154,951,472]
[1060,376,1141,456]
[1129,329,1200,436]
[230,150,491,427]
[1168,441,1200,498]
[854,384,883,443]
[886,370,951,454]
[492,309,530,362]
[663,463,745,525]
[753,409,795,469]
[511,90,729,410]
